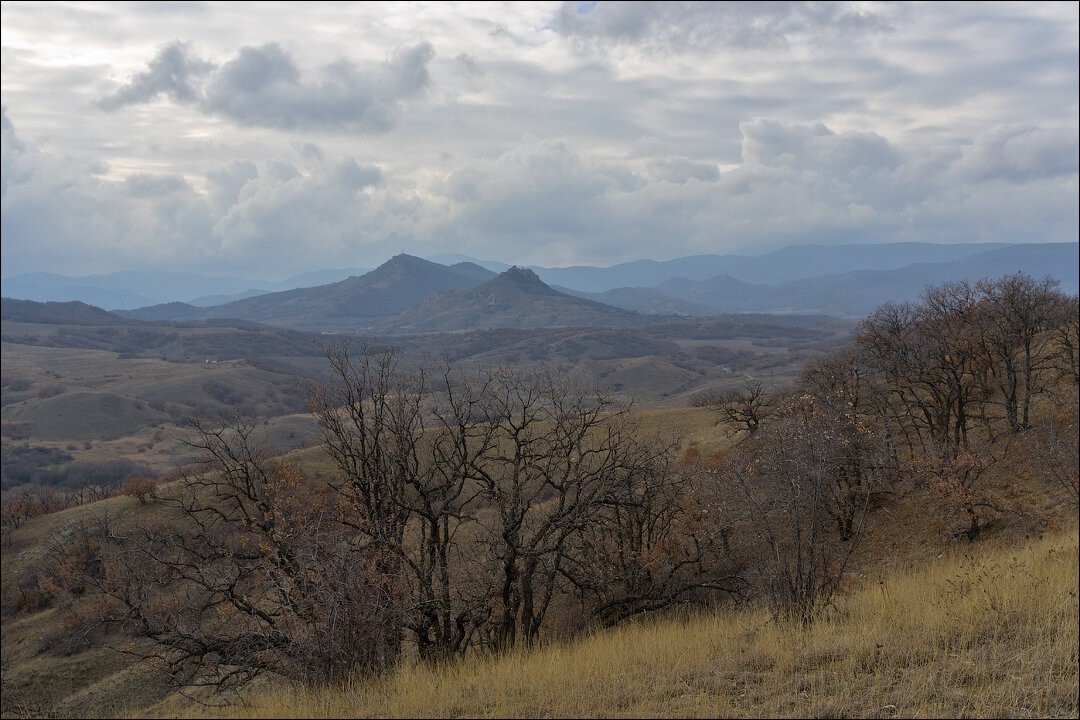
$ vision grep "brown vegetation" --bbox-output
[1,271,1076,716]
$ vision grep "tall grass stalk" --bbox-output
[220,526,1079,719]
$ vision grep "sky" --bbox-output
[1,1,1077,280]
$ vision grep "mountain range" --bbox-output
[3,242,1076,332]
[0,242,1030,309]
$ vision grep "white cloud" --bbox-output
[95,40,435,133]
[1,2,1077,277]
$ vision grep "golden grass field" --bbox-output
[206,523,1079,719]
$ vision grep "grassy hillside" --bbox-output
[221,523,1079,719]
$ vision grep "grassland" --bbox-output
[213,523,1080,719]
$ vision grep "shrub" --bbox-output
[121,475,157,503]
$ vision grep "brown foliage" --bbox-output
[121,475,157,503]
[91,415,404,689]
[706,394,894,623]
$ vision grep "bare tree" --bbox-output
[91,414,402,690]
[1046,295,1079,387]
[973,273,1066,432]
[564,449,745,628]
[709,379,777,437]
[858,284,983,456]
[460,365,657,649]
[709,395,890,624]
[1025,386,1079,505]
[911,438,1009,542]
[309,342,494,661]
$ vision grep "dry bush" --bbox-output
[707,394,894,623]
[1024,386,1079,504]
[35,384,65,399]
[121,475,157,503]
[91,415,406,690]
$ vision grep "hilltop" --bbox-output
[378,266,650,332]
[119,255,497,331]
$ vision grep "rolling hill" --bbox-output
[377,267,650,333]
[530,241,1015,291]
[0,299,128,325]
[183,255,495,331]
[655,243,1079,317]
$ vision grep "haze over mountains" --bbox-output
[0,267,372,310]
[2,242,1076,332]
[378,266,646,332]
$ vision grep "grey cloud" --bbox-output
[330,158,382,190]
[952,124,1079,183]
[1,107,29,196]
[557,1,897,51]
[428,119,1072,265]
[2,109,395,277]
[2,111,215,275]
[125,172,192,198]
[97,41,435,133]
[297,142,325,164]
[442,141,624,239]
[96,41,215,111]
[739,119,901,176]
[646,156,719,184]
[206,159,259,215]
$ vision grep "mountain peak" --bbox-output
[490,266,558,294]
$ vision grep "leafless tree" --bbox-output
[1045,295,1079,387]
[563,448,745,628]
[308,342,499,660]
[708,394,891,624]
[708,379,777,437]
[858,284,983,456]
[89,413,402,690]
[463,365,659,649]
[1025,385,1079,505]
[972,273,1067,433]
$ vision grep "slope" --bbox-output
[193,255,495,330]
[377,267,650,333]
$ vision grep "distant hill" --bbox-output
[0,267,372,309]
[655,243,1079,317]
[378,267,649,333]
[554,286,721,316]
[0,298,127,325]
[188,289,270,307]
[530,242,1014,292]
[653,274,767,313]
[116,302,205,322]
[425,253,512,274]
[0,270,273,309]
[198,255,497,331]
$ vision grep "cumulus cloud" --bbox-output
[96,41,215,111]
[419,117,1076,265]
[96,40,435,133]
[1,110,391,277]
[739,119,901,176]
[951,124,1079,183]
[646,157,720,184]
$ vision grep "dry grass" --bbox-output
[216,524,1079,719]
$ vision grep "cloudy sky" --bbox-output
[2,1,1077,279]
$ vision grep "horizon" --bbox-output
[3,238,1073,284]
